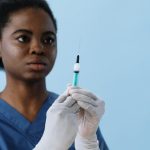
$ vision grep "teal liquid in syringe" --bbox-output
[72,55,80,86]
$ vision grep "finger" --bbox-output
[63,83,75,96]
[62,88,70,96]
[77,101,97,116]
[69,88,98,100]
[55,94,68,103]
[63,96,76,107]
[97,100,105,113]
[61,83,74,96]
[71,93,98,107]
[78,100,105,115]
[70,103,80,113]
[67,85,80,95]
[66,87,72,96]
[70,86,81,89]
[67,83,72,87]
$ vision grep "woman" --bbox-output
[0,0,108,149]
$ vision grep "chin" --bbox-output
[22,72,48,83]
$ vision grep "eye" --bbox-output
[42,36,56,46]
[17,35,30,43]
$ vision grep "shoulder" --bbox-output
[48,91,59,101]
[46,91,59,107]
[48,91,59,99]
[96,128,109,150]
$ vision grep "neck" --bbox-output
[4,79,47,101]
[0,77,49,122]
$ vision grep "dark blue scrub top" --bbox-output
[0,92,109,150]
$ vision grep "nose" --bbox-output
[30,39,44,55]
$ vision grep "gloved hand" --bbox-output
[68,87,105,150]
[34,91,80,150]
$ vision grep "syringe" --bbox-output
[72,55,80,86]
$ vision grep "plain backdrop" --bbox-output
[0,0,150,149]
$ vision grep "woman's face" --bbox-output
[0,8,57,81]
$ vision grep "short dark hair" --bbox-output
[0,0,57,69]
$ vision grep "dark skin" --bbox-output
[0,8,57,122]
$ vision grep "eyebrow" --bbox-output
[12,29,56,37]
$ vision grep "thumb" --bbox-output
[66,83,72,96]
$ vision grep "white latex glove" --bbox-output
[68,87,105,150]
[34,91,80,150]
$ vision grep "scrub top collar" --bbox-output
[0,92,56,132]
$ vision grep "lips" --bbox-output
[26,58,47,71]
[27,62,46,65]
